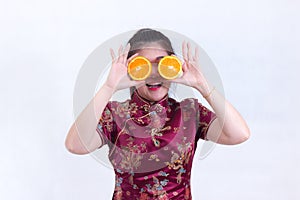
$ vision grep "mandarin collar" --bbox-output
[130,90,169,111]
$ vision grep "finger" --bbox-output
[187,42,192,61]
[117,45,123,63]
[182,41,187,61]
[182,62,188,72]
[126,53,139,65]
[110,48,116,63]
[194,46,200,61]
[122,43,131,63]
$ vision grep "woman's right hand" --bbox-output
[104,44,144,92]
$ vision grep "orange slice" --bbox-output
[128,56,152,80]
[158,56,182,80]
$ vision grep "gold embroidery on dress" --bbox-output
[100,108,114,132]
[117,140,147,172]
[114,175,123,200]
[141,176,169,199]
[112,101,137,117]
[165,137,193,183]
[110,111,152,156]
[149,154,160,162]
[152,103,164,113]
[173,127,180,133]
[149,126,171,147]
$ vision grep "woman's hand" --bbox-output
[104,44,145,92]
[173,42,212,97]
[173,42,250,145]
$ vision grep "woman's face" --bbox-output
[134,43,171,102]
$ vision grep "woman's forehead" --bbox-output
[137,47,168,61]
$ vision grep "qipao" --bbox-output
[97,91,216,200]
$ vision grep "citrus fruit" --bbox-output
[158,56,182,80]
[128,56,152,80]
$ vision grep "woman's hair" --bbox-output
[127,28,175,58]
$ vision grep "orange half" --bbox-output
[128,56,152,80]
[158,56,182,80]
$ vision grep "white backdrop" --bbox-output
[0,0,299,199]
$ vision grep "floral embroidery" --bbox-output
[158,171,169,177]
[112,101,137,118]
[114,176,123,200]
[140,192,149,200]
[118,139,147,171]
[147,126,171,147]
[149,176,169,199]
[100,107,114,132]
[149,154,160,162]
[165,137,192,184]
[184,187,190,200]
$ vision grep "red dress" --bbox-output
[97,91,216,200]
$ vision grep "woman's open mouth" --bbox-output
[146,83,162,91]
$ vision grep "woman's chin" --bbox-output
[147,91,168,102]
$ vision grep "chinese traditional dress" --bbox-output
[97,90,216,200]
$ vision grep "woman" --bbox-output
[65,28,250,199]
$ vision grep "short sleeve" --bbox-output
[96,103,115,148]
[196,102,217,141]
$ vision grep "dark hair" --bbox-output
[127,28,175,58]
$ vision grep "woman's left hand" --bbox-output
[172,42,211,96]
[174,42,250,145]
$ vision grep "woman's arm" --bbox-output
[198,85,250,145]
[175,42,250,145]
[65,84,114,155]
[65,44,142,154]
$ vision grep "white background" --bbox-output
[0,0,299,199]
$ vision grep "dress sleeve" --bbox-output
[96,103,115,148]
[196,101,217,141]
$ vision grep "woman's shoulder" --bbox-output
[106,99,131,108]
[168,97,201,112]
[169,97,200,105]
[104,99,137,117]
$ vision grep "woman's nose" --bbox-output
[151,65,159,75]
[147,65,163,81]
[149,66,160,78]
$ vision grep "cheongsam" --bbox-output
[96,90,216,200]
